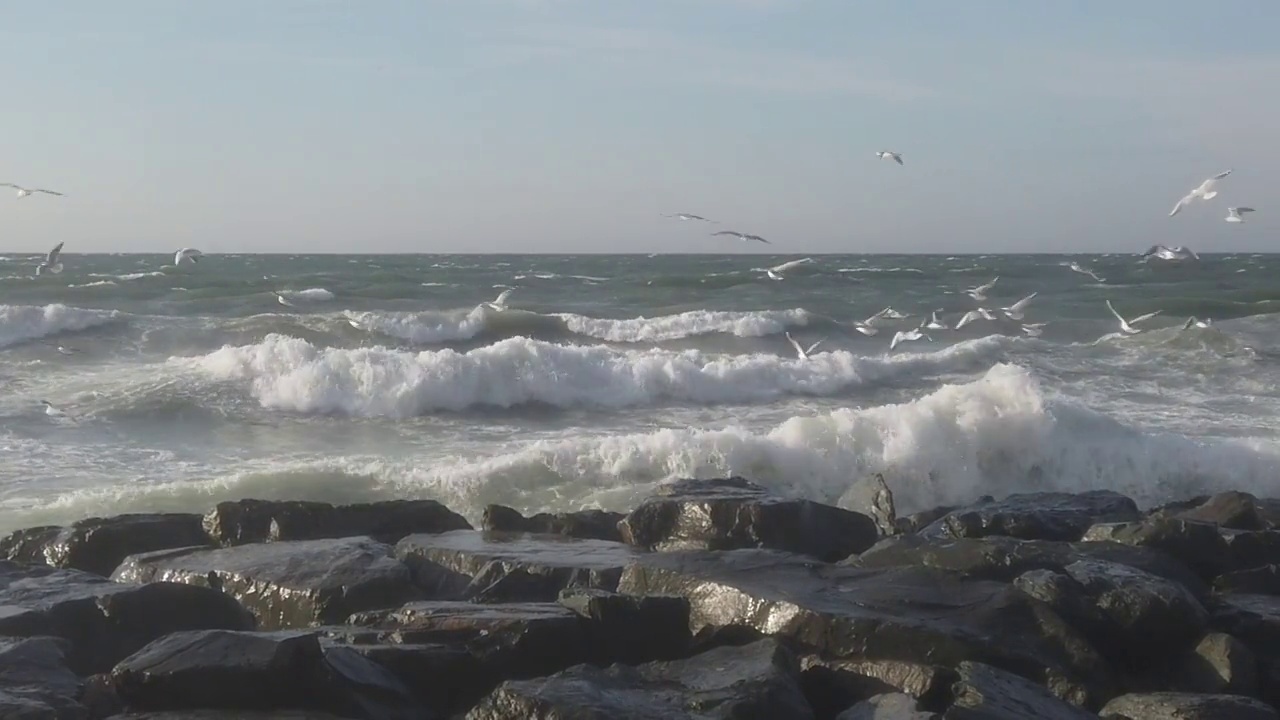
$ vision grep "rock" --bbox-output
[1215,564,1280,596]
[112,536,421,630]
[110,629,420,719]
[103,712,348,719]
[394,530,643,602]
[1086,517,1232,582]
[1012,570,1112,649]
[945,661,1097,719]
[0,514,210,578]
[1100,692,1279,719]
[481,504,625,542]
[852,534,1205,595]
[0,561,253,674]
[1173,633,1257,696]
[617,477,879,562]
[1221,529,1280,572]
[837,693,940,719]
[846,474,898,537]
[202,498,471,546]
[895,506,957,535]
[1210,594,1280,660]
[1163,492,1270,531]
[801,656,953,718]
[617,549,1112,707]
[0,636,87,718]
[347,642,485,718]
[920,491,1140,543]
[464,638,814,720]
[557,587,691,663]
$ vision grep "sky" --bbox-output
[1,0,1277,254]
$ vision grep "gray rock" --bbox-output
[0,514,209,577]
[1160,491,1271,531]
[1210,593,1280,660]
[1100,692,1278,719]
[895,506,957,535]
[557,587,691,664]
[1221,529,1280,572]
[464,638,814,720]
[481,504,625,542]
[919,491,1139,543]
[801,656,953,717]
[112,536,420,629]
[202,498,471,546]
[1085,517,1231,581]
[617,477,879,561]
[846,473,899,537]
[104,712,347,719]
[1215,564,1280,596]
[837,693,940,719]
[1173,633,1257,697]
[0,636,87,719]
[346,642,484,718]
[944,661,1096,719]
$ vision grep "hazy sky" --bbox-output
[2,1,1276,254]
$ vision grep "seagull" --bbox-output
[42,341,80,355]
[889,327,931,351]
[484,288,514,312]
[273,292,295,307]
[876,151,904,166]
[1001,292,1038,320]
[1065,262,1105,282]
[663,213,716,223]
[1141,245,1199,262]
[1182,316,1212,330]
[1226,207,1256,224]
[35,241,64,275]
[174,248,203,265]
[1106,300,1161,335]
[876,307,908,320]
[1021,323,1047,337]
[955,308,998,329]
[785,331,825,359]
[1,183,63,199]
[712,230,769,244]
[40,400,68,418]
[765,257,812,280]
[923,311,950,331]
[1169,170,1231,216]
[966,277,999,302]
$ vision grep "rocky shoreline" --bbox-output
[1,477,1280,719]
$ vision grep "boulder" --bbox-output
[1173,633,1257,697]
[481,504,625,542]
[0,561,253,674]
[1159,491,1271,531]
[617,477,879,561]
[1100,692,1279,719]
[617,548,1112,707]
[1210,594,1280,660]
[202,498,471,546]
[464,638,814,720]
[112,536,420,630]
[557,587,692,663]
[394,530,643,602]
[801,656,953,718]
[103,712,347,719]
[1215,564,1280,596]
[845,473,899,537]
[0,514,209,577]
[895,506,956,535]
[1221,529,1280,572]
[110,629,420,719]
[945,661,1097,719]
[0,636,87,719]
[919,491,1140,543]
[346,642,485,718]
[1084,517,1232,582]
[837,693,940,719]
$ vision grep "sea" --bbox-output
[2,252,1279,536]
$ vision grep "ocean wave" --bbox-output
[0,303,124,349]
[185,333,1011,416]
[558,308,811,342]
[277,288,335,302]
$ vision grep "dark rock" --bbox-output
[1163,492,1270,531]
[104,712,347,719]
[920,491,1140,543]
[846,474,898,537]
[800,656,953,717]
[1085,517,1232,581]
[618,549,1112,707]
[557,587,691,663]
[837,693,940,719]
[1012,570,1112,649]
[464,638,814,720]
[1173,633,1257,696]
[481,504,625,542]
[111,536,421,630]
[347,642,484,718]
[945,661,1096,719]
[0,636,87,718]
[1211,594,1280,660]
[851,534,1205,596]
[1221,529,1280,572]
[1215,564,1280,595]
[617,477,879,561]
[895,506,957,535]
[0,561,253,674]
[0,515,209,577]
[1099,692,1278,719]
[202,498,471,546]
[394,530,643,602]
[110,629,420,719]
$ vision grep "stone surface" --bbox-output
[104,713,347,719]
[801,656,953,718]
[557,587,691,664]
[0,561,253,674]
[837,693,940,720]
[1163,491,1271,531]
[0,514,210,578]
[0,636,87,719]
[617,477,879,562]
[845,474,899,537]
[1221,529,1280,573]
[1210,594,1280,660]
[481,504,625,543]
[464,638,814,720]
[346,642,484,718]
[1100,692,1279,719]
[920,490,1140,543]
[895,506,957,535]
[1173,633,1257,696]
[618,548,1111,707]
[202,498,471,546]
[112,536,420,629]
[395,530,643,602]
[1215,564,1280,595]
[1088,517,1232,581]
[945,661,1097,719]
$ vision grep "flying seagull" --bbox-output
[785,331,825,360]
[966,277,999,302]
[955,308,998,329]
[1182,316,1212,330]
[923,311,949,331]
[1141,245,1199,262]
[1106,299,1161,335]
[876,307,908,320]
[1,183,63,198]
[889,327,931,351]
[712,230,770,244]
[1065,262,1105,283]
[1001,292,1038,321]
[765,257,813,280]
[1169,169,1231,217]
[663,213,716,223]
[1021,323,1047,337]
[35,241,64,275]
[174,248,203,265]
[484,288,514,312]
[876,151,904,166]
[1226,207,1256,224]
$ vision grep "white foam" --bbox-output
[559,308,811,342]
[342,307,489,343]
[0,304,123,349]
[278,288,335,302]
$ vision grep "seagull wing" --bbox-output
[955,311,979,329]
[1169,194,1192,216]
[751,235,771,244]
[1236,207,1256,214]
[1006,292,1038,312]
[974,277,998,293]
[889,331,905,351]
[46,241,64,264]
[1129,310,1161,325]
[493,288,513,306]
[0,183,21,190]
[893,154,903,165]
[806,338,826,355]
[1105,300,1126,324]
[1182,317,1196,330]
[785,333,805,357]
[32,189,63,196]
[1210,169,1233,181]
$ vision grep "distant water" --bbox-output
[2,252,1279,536]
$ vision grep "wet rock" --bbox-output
[1215,564,1280,595]
[920,490,1140,543]
[945,661,1097,719]
[1173,633,1257,696]
[0,561,253,674]
[0,514,210,578]
[1012,570,1112,649]
[110,629,419,719]
[104,712,347,719]
[618,549,1112,706]
[464,638,814,720]
[1221,529,1280,572]
[800,656,953,717]
[1085,517,1232,581]
[617,477,879,561]
[1210,594,1280,660]
[846,474,899,537]
[1162,492,1271,531]
[1099,692,1279,719]
[481,504,625,542]
[895,506,957,535]
[557,587,691,663]
[347,642,485,718]
[112,536,420,630]
[202,498,471,546]
[0,636,87,718]
[395,530,643,602]
[837,693,940,719]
